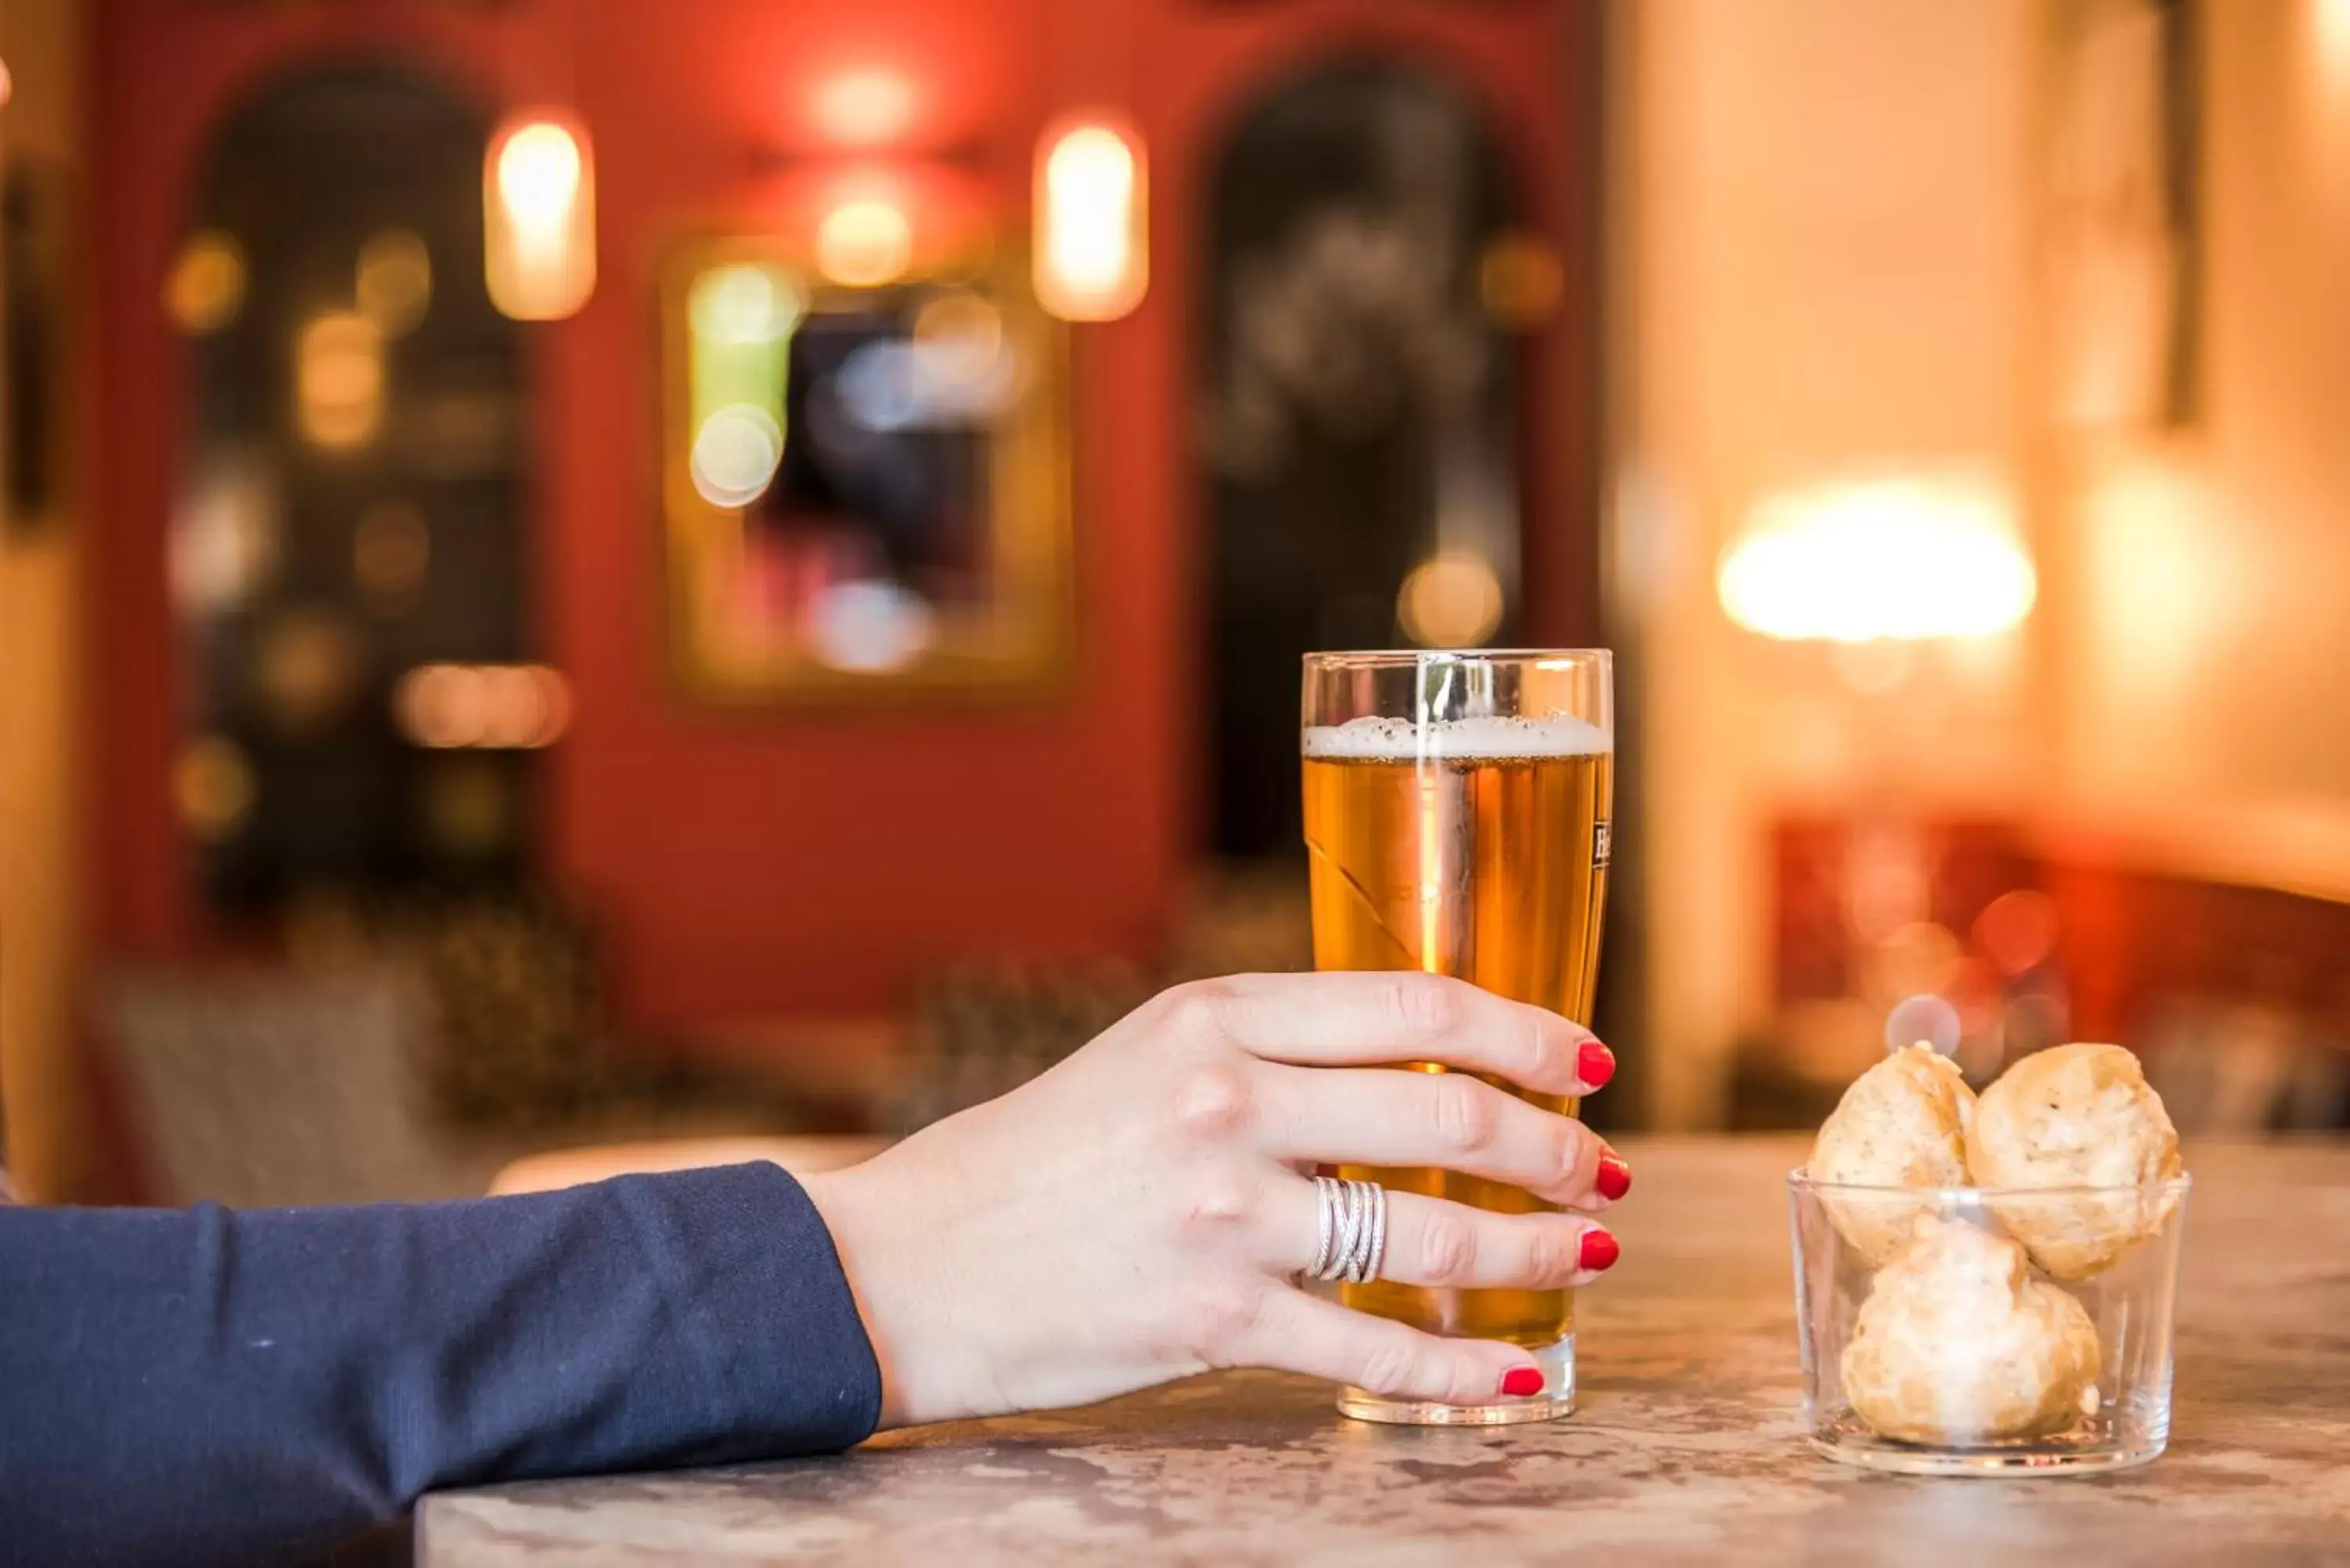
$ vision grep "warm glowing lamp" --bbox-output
[816,198,913,287]
[486,113,595,320]
[1716,475,2035,643]
[1034,117,1146,322]
[814,70,916,146]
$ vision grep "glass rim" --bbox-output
[1788,1165,2193,1201]
[1301,649,1612,669]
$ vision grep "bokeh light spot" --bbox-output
[165,230,248,334]
[810,580,935,673]
[1975,889,2061,977]
[353,502,431,609]
[689,264,801,345]
[295,311,385,450]
[689,403,786,508]
[174,735,257,841]
[396,663,572,749]
[356,229,433,337]
[1398,553,1505,649]
[1477,231,1564,330]
[249,608,363,737]
[1885,995,1963,1060]
[814,70,916,146]
[817,199,913,287]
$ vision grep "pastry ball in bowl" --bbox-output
[1967,1042,2184,1281]
[1842,1216,2102,1445]
[1810,1043,1976,1263]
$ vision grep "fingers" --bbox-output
[1262,1177,1620,1287]
[1198,972,1614,1100]
[1370,1191,1619,1288]
[1252,1062,1622,1209]
[1242,1289,1549,1407]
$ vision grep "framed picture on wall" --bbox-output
[2044,0,2201,432]
[659,238,1074,703]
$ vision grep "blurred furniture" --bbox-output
[421,1137,2350,1566]
[488,1136,889,1196]
[1752,809,2350,1133]
[888,961,1147,1133]
[374,893,623,1129]
[868,871,1314,1134]
[1162,862,1316,981]
[97,914,864,1205]
[99,966,504,1207]
[681,1014,912,1132]
[368,891,833,1140]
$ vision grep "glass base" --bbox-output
[1808,1407,2168,1476]
[1336,1335,1574,1425]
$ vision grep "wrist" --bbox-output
[801,1159,987,1429]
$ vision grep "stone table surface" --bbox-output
[418,1137,2350,1566]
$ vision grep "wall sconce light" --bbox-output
[1034,116,1146,322]
[814,70,918,146]
[486,111,595,321]
[1717,472,2035,643]
[816,197,915,287]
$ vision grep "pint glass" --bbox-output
[1300,650,1613,1425]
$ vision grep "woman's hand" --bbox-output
[800,972,1628,1428]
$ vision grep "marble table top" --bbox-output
[418,1137,2350,1566]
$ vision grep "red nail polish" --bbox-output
[1596,1152,1633,1201]
[1501,1366,1545,1397]
[1579,1228,1621,1272]
[1577,1040,1617,1090]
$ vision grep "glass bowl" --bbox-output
[1788,1167,2191,1476]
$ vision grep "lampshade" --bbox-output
[486,112,595,321]
[1033,117,1146,322]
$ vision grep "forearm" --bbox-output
[0,1164,880,1568]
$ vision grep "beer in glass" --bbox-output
[1300,650,1612,1425]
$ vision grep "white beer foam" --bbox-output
[1302,714,1612,761]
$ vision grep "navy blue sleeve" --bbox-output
[0,1163,883,1568]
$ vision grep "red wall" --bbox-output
[88,0,1600,1042]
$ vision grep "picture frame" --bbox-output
[659,237,1075,703]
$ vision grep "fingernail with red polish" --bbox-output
[1501,1366,1546,1397]
[1577,1040,1617,1090]
[1579,1228,1621,1273]
[1596,1152,1633,1202]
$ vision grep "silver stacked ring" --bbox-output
[1307,1175,1389,1284]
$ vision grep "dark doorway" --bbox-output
[1202,60,1524,863]
[171,63,533,917]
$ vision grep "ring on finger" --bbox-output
[1306,1175,1388,1284]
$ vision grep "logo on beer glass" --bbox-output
[1593,821,1612,870]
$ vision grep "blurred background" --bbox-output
[2,0,2345,1208]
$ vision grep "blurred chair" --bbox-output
[2142,998,2350,1136]
[372,893,620,1130]
[891,961,1144,1133]
[487,1136,888,1195]
[99,966,504,1208]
